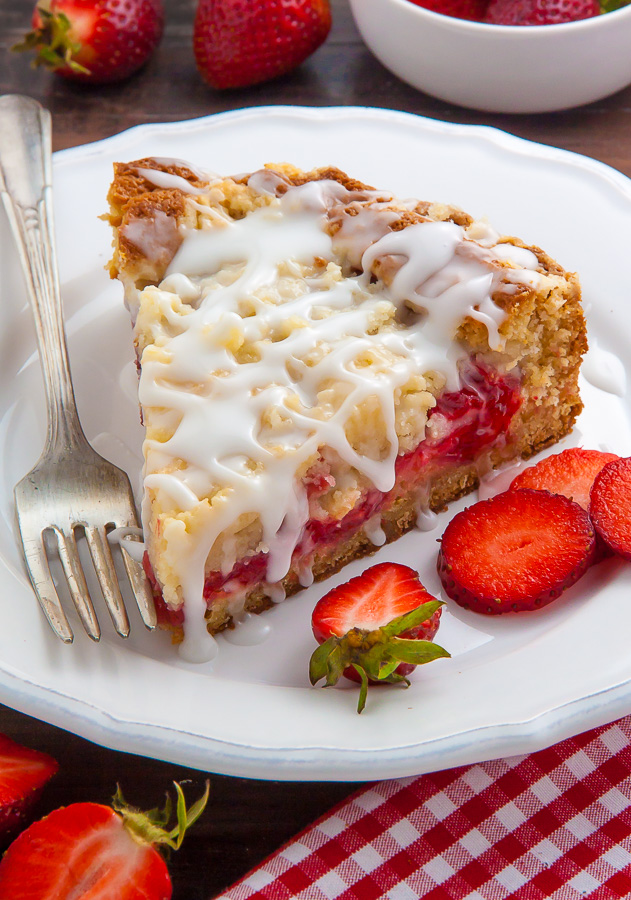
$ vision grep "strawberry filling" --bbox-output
[148,361,521,628]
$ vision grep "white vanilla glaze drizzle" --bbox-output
[263,582,286,604]
[134,160,220,194]
[364,514,386,546]
[107,526,146,562]
[221,612,272,646]
[581,338,627,397]
[415,508,439,532]
[134,169,547,661]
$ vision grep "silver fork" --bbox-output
[0,94,156,643]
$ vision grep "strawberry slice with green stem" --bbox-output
[0,781,209,900]
[310,562,450,714]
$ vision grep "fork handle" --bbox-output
[0,94,86,453]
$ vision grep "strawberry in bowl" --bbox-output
[408,0,488,17]
[483,0,600,24]
[309,562,450,713]
[408,0,626,23]
[348,0,631,112]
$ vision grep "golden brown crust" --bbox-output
[107,159,207,217]
[412,200,473,228]
[283,165,377,193]
[106,159,574,300]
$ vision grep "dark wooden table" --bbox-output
[1,1,631,897]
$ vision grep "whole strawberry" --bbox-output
[408,0,488,21]
[0,781,209,900]
[14,0,164,84]
[484,0,599,24]
[194,0,332,90]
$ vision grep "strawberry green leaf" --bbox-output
[358,642,390,681]
[376,657,401,680]
[167,781,210,850]
[183,782,212,830]
[325,643,347,687]
[351,664,369,714]
[11,6,90,76]
[309,637,338,685]
[380,672,411,686]
[388,639,451,665]
[600,0,629,10]
[144,794,172,828]
[173,783,188,850]
[381,601,444,638]
[114,781,210,851]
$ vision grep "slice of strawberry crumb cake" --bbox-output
[106,159,586,661]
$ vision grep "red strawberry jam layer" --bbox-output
[148,361,521,628]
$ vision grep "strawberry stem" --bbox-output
[309,600,450,713]
[381,600,443,637]
[352,664,369,714]
[113,781,210,851]
[12,3,90,76]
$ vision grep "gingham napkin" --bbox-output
[217,717,631,900]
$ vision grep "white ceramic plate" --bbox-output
[1,107,630,782]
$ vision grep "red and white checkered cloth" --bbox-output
[218,717,631,900]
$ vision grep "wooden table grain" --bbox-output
[1,1,631,897]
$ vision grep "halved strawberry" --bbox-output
[509,448,619,511]
[589,457,631,560]
[310,562,450,713]
[0,735,57,841]
[438,489,596,615]
[0,781,209,899]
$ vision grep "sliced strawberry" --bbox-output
[438,489,596,615]
[509,448,619,511]
[0,735,57,840]
[0,781,209,900]
[589,457,631,560]
[310,562,450,713]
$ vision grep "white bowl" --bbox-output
[348,0,631,113]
